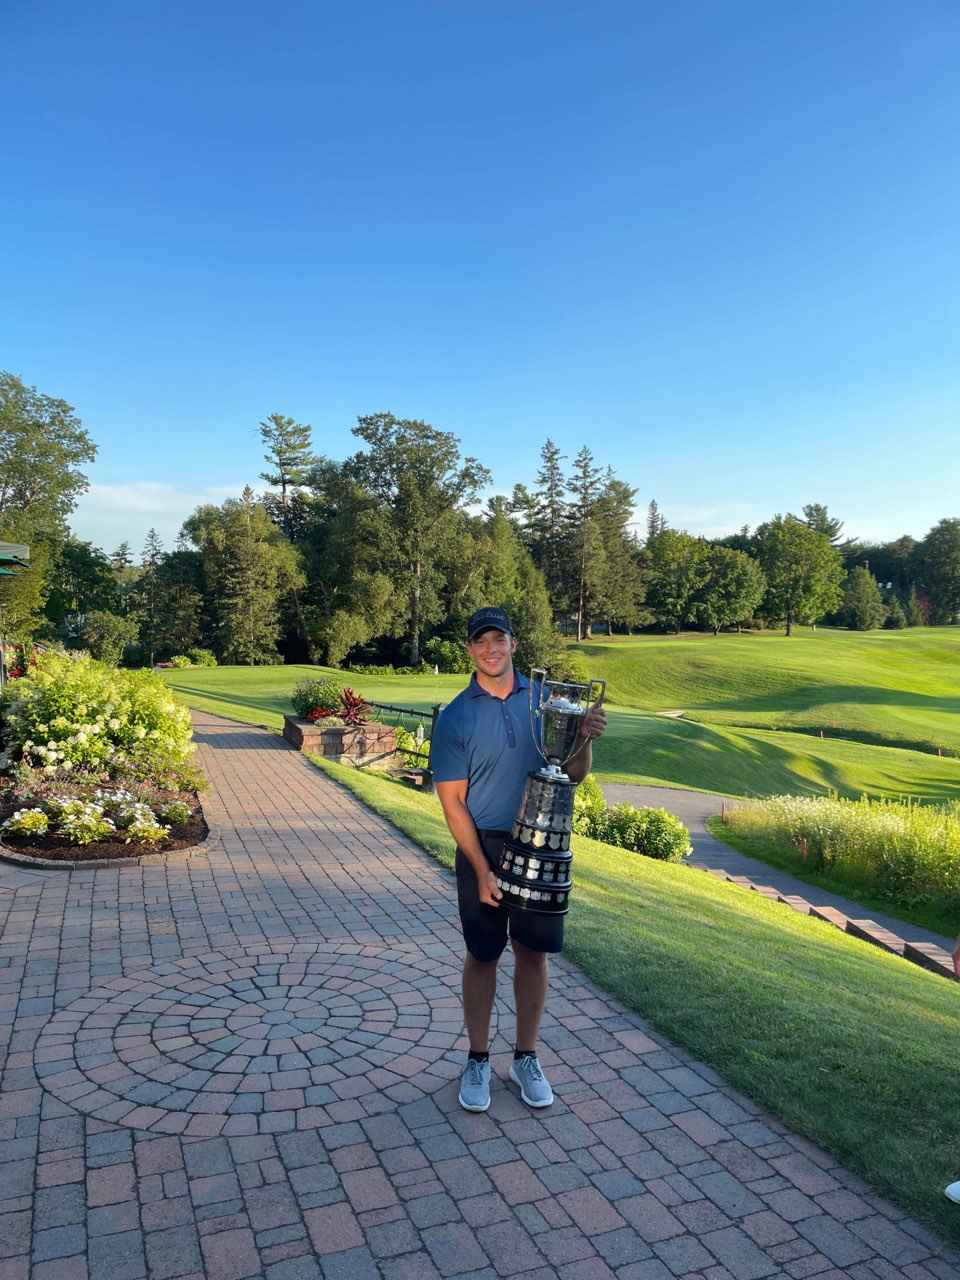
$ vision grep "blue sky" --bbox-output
[3,1,959,554]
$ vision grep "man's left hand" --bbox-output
[579,703,607,742]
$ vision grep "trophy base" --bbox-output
[537,763,570,780]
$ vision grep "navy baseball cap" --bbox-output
[466,607,514,642]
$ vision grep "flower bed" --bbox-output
[0,787,207,863]
[0,650,206,861]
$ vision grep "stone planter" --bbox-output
[283,715,396,767]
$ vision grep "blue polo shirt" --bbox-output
[432,670,544,831]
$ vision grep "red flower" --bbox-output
[305,707,334,723]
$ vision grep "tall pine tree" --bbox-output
[259,413,318,533]
[567,446,603,640]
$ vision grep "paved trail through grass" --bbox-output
[601,782,954,951]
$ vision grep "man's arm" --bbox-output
[566,698,608,783]
[436,779,503,908]
[566,739,593,784]
[953,936,959,981]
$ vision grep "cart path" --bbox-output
[601,782,954,951]
[0,711,954,1280]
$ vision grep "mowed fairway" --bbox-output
[161,627,960,801]
[572,627,960,755]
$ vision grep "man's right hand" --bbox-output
[478,868,504,908]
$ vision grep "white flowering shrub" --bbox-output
[1,651,196,787]
[725,794,960,909]
[2,808,49,836]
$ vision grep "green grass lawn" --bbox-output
[162,649,960,801]
[573,627,960,756]
[308,757,960,1246]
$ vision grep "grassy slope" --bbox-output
[162,656,960,801]
[309,757,960,1246]
[573,627,960,755]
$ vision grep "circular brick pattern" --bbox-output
[35,943,488,1135]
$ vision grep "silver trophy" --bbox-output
[528,668,606,780]
[495,668,605,915]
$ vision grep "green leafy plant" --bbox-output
[1,652,196,790]
[124,812,169,844]
[291,677,344,720]
[394,725,431,766]
[572,772,607,832]
[1,807,49,837]
[156,799,191,825]
[572,774,690,861]
[422,637,471,674]
[186,648,217,667]
[168,654,193,668]
[57,800,115,846]
[635,807,692,860]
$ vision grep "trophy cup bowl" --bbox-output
[496,668,605,915]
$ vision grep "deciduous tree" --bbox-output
[754,515,844,635]
[695,546,766,634]
[343,413,490,665]
[645,530,710,633]
[918,518,960,624]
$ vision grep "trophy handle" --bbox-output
[588,679,606,712]
[557,677,606,771]
[528,668,549,765]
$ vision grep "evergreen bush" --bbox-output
[571,774,691,861]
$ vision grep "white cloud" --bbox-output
[71,481,246,552]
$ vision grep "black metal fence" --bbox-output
[367,701,443,769]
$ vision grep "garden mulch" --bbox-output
[0,709,956,1280]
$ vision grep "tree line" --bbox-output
[3,370,960,671]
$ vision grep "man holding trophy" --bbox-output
[432,607,607,1112]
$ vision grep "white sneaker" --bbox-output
[946,1181,960,1204]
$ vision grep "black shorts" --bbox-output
[456,830,565,963]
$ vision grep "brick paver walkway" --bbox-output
[1,711,956,1280]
